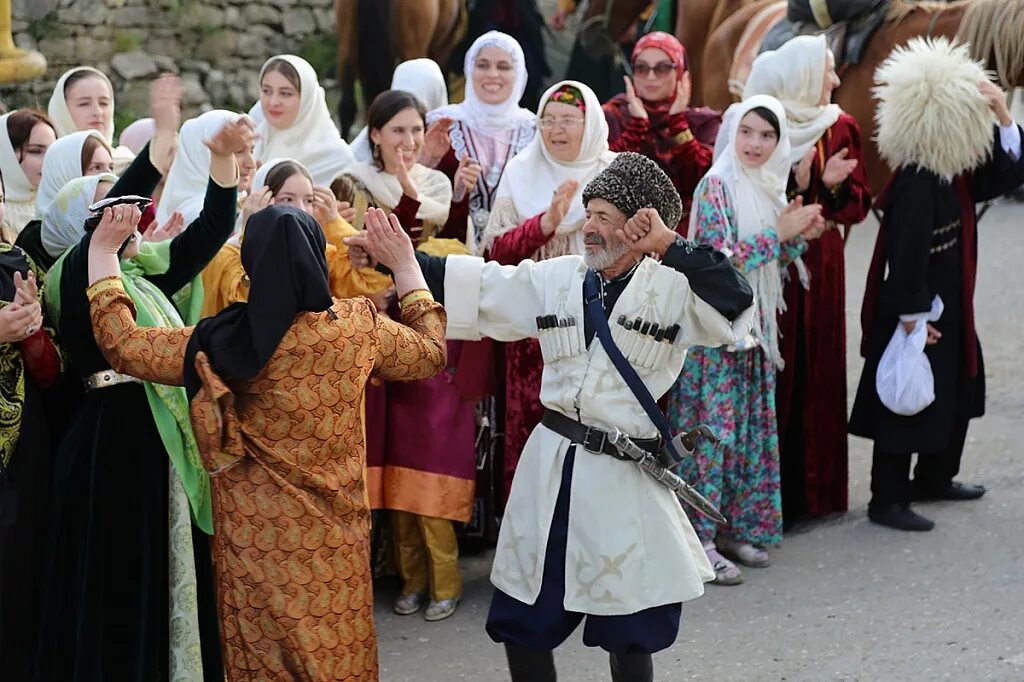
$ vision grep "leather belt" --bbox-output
[541,409,661,461]
[84,370,142,391]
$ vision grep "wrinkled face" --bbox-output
[260,70,301,130]
[819,50,840,105]
[736,111,779,169]
[86,144,115,175]
[237,141,256,193]
[370,107,424,173]
[540,101,586,163]
[19,122,57,189]
[582,198,633,270]
[65,75,113,134]
[273,171,315,213]
[472,46,516,105]
[632,47,677,102]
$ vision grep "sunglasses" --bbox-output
[632,61,677,77]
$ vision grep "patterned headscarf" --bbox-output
[546,85,586,112]
[632,32,689,79]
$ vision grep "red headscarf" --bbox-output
[631,32,689,83]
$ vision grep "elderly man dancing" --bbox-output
[355,152,755,681]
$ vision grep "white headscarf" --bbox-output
[743,35,841,163]
[352,58,450,162]
[427,31,534,139]
[156,110,240,226]
[483,81,616,258]
[34,129,109,218]
[118,118,156,154]
[700,95,794,369]
[344,161,452,226]
[252,55,354,187]
[48,67,116,140]
[40,172,118,258]
[0,111,44,233]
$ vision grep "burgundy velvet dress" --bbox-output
[777,113,872,521]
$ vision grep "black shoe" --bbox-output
[610,652,653,682]
[912,480,987,501]
[504,645,556,682]
[868,504,935,531]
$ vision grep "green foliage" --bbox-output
[113,31,142,53]
[299,34,337,80]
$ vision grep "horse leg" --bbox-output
[336,0,357,133]
[675,0,722,107]
[392,0,438,62]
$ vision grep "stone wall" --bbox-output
[1,0,338,133]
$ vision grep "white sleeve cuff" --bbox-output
[443,255,484,340]
[999,122,1022,159]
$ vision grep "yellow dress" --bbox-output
[88,278,447,681]
[201,216,393,318]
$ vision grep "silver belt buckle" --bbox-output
[85,370,141,390]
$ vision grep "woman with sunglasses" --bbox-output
[603,32,721,227]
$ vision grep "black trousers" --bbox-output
[870,417,970,507]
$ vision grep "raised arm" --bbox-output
[87,278,192,385]
[310,187,393,297]
[148,118,253,297]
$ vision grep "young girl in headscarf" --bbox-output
[480,80,616,502]
[48,66,135,173]
[0,110,57,236]
[668,95,824,585]
[603,32,721,226]
[427,31,536,251]
[201,157,390,318]
[742,34,872,523]
[252,54,355,186]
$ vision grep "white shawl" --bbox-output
[0,112,41,233]
[252,55,354,187]
[352,59,450,162]
[482,80,616,258]
[426,31,534,140]
[344,160,452,225]
[743,35,841,163]
[34,129,108,218]
[698,95,793,368]
[156,110,241,226]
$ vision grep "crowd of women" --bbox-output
[0,15,1021,680]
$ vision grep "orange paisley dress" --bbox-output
[87,278,447,681]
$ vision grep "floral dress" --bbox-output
[668,175,805,546]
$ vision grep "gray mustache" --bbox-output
[584,235,606,246]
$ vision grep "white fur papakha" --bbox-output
[873,37,994,179]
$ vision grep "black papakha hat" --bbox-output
[581,152,682,228]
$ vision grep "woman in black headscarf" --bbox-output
[84,204,447,680]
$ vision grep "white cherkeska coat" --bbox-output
[443,253,756,615]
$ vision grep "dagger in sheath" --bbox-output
[607,428,727,525]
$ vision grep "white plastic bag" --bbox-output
[876,296,944,416]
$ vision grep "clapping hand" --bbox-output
[454,156,482,199]
[540,179,579,236]
[363,208,417,273]
[776,196,824,241]
[668,72,692,116]
[311,186,340,227]
[149,74,184,173]
[821,148,858,187]
[394,152,418,199]
[421,117,453,166]
[144,210,186,243]
[794,147,816,193]
[337,200,357,225]
[622,77,649,120]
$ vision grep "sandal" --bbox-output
[705,545,743,586]
[393,591,427,616]
[716,538,772,568]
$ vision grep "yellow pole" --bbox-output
[0,0,46,83]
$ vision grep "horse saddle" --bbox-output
[763,0,890,65]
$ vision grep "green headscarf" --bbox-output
[47,240,212,534]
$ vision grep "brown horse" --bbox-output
[335,0,466,136]
[703,0,1024,192]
